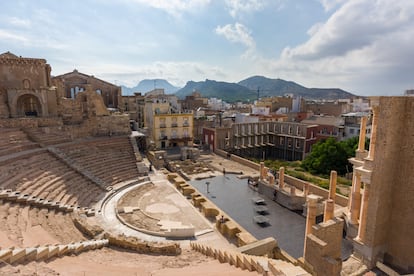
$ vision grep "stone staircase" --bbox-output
[190,242,310,276]
[0,239,108,264]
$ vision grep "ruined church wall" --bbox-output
[0,57,49,89]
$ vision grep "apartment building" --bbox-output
[204,121,318,161]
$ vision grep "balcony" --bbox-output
[170,135,192,142]
[159,135,168,140]
[183,122,190,127]
[160,124,166,128]
[171,123,178,127]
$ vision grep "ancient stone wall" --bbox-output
[363,97,414,273]
[0,53,50,89]
[304,218,343,275]
[284,174,349,207]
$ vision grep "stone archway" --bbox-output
[17,94,42,117]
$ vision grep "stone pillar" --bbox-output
[356,183,371,243]
[269,175,275,185]
[279,167,285,189]
[328,170,337,201]
[324,199,334,222]
[304,195,319,256]
[347,186,352,210]
[259,162,264,180]
[350,173,362,224]
[357,116,367,152]
[303,182,309,197]
[367,106,378,160]
[264,167,269,179]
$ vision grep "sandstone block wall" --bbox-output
[363,97,414,273]
[304,217,343,276]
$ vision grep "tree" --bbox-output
[302,137,350,176]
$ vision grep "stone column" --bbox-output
[367,106,378,160]
[356,183,371,243]
[269,175,275,185]
[328,170,337,201]
[279,167,285,189]
[350,173,362,224]
[324,199,334,222]
[304,195,319,256]
[259,162,264,180]
[357,116,367,152]
[303,182,309,197]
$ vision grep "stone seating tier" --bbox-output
[0,152,104,207]
[0,128,40,157]
[0,239,109,265]
[55,137,140,186]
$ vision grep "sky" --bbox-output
[0,0,413,96]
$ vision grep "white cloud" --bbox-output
[282,0,414,60]
[125,0,211,16]
[0,29,28,42]
[318,0,346,12]
[225,0,266,18]
[215,23,256,56]
[273,0,414,95]
[8,17,31,28]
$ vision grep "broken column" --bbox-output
[357,116,367,153]
[324,199,335,222]
[356,182,371,243]
[323,170,337,222]
[303,195,319,256]
[366,106,378,160]
[279,167,285,189]
[328,170,337,201]
[259,162,264,180]
[350,173,362,224]
[303,182,309,197]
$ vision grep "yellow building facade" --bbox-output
[153,112,193,149]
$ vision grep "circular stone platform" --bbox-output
[116,178,212,237]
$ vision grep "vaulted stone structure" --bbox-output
[0,52,58,118]
[53,70,121,109]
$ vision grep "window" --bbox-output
[279,137,284,145]
[288,138,292,148]
[160,118,166,128]
[350,128,355,134]
[296,140,300,148]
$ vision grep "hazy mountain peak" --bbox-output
[121,79,180,95]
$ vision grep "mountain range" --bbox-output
[121,79,180,95]
[122,76,355,102]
